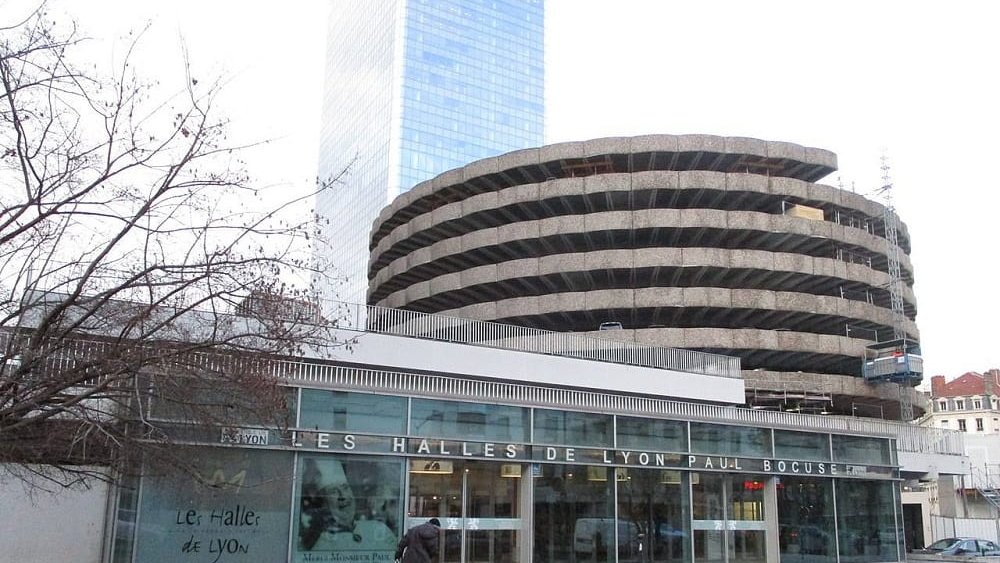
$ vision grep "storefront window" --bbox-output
[835,480,899,562]
[617,468,690,562]
[692,474,726,563]
[776,477,835,563]
[133,448,293,563]
[294,454,403,563]
[831,435,892,465]
[691,474,768,563]
[411,398,530,441]
[299,389,406,434]
[774,430,830,461]
[533,409,612,447]
[617,416,686,452]
[533,464,615,563]
[689,423,770,458]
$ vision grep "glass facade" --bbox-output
[118,388,907,563]
[776,477,836,563]
[411,398,531,442]
[316,0,545,303]
[300,388,408,434]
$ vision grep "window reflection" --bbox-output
[835,480,899,562]
[774,430,830,461]
[299,389,406,434]
[690,423,770,457]
[832,435,892,465]
[533,465,614,563]
[533,409,612,447]
[691,474,767,563]
[776,477,835,563]
[411,398,530,442]
[617,468,690,562]
[617,416,687,452]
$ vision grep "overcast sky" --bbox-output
[17,0,1000,381]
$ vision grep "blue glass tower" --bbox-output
[316,0,545,304]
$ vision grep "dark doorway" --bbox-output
[902,503,925,552]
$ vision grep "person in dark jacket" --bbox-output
[395,518,441,563]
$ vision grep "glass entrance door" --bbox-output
[407,460,524,563]
[691,474,768,563]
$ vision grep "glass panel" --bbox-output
[286,386,299,426]
[831,435,892,465]
[110,474,139,563]
[617,416,687,452]
[776,477,835,563]
[466,462,521,563]
[533,408,613,447]
[299,389,407,434]
[729,478,766,563]
[134,448,293,562]
[294,455,403,562]
[692,473,725,563]
[690,423,770,457]
[533,464,615,563]
[617,468,690,562]
[408,461,522,563]
[408,461,462,563]
[411,398,530,442]
[774,430,830,461]
[693,475,768,563]
[835,480,899,562]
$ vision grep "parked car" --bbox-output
[913,537,1000,557]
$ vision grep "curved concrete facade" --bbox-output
[367,134,924,417]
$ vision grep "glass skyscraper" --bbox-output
[316,0,545,304]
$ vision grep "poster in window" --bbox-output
[295,455,403,563]
[133,448,293,562]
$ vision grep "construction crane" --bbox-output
[861,155,923,421]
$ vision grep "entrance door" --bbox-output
[407,460,524,563]
[691,474,768,563]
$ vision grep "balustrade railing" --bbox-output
[336,301,742,379]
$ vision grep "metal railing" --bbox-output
[329,301,742,379]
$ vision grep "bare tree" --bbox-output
[0,7,344,489]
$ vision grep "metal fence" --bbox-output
[931,515,1000,544]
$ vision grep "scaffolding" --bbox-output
[862,155,922,421]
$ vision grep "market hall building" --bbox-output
[109,306,964,563]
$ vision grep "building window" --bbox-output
[977,418,985,431]
[974,400,983,409]
[773,429,831,461]
[412,398,530,442]
[939,401,948,411]
[300,389,407,434]
[940,420,949,427]
[956,400,965,410]
[832,435,892,465]
[618,416,687,452]
[959,419,967,432]
[534,408,613,447]
[689,422,770,458]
